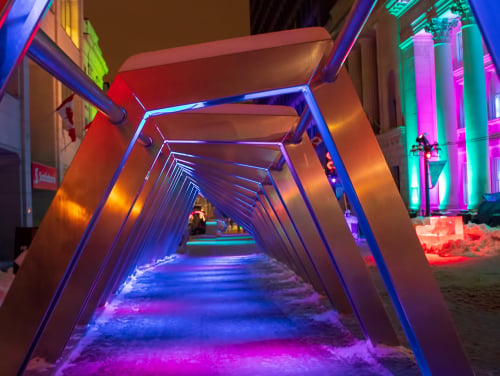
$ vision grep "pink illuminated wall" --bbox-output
[413,34,440,210]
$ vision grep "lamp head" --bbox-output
[416,134,430,146]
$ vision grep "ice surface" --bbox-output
[48,254,418,376]
[6,225,499,375]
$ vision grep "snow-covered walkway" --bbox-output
[40,253,417,376]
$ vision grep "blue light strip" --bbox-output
[186,239,255,246]
[171,152,268,171]
[0,0,52,98]
[146,102,206,117]
[144,86,307,118]
[164,140,282,146]
[302,86,430,375]
[22,111,148,374]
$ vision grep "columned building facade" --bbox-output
[330,0,497,214]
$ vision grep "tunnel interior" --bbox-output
[0,26,473,375]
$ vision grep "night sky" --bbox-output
[84,0,250,82]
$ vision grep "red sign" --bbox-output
[326,152,335,172]
[31,162,57,190]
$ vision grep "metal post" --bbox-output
[0,0,52,100]
[322,0,378,82]
[27,30,126,124]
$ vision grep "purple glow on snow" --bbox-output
[58,254,405,375]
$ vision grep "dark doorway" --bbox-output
[0,149,21,261]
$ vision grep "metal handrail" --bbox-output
[27,29,126,124]
[322,0,378,82]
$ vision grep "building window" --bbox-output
[456,31,463,62]
[492,159,500,193]
[487,74,500,120]
[60,0,79,47]
[458,93,465,128]
[493,93,500,119]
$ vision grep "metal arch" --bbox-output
[170,144,333,295]
[0,26,473,375]
[31,118,166,362]
[78,148,176,325]
[171,147,328,293]
[281,137,399,346]
[0,75,148,374]
[306,71,472,375]
[175,158,306,275]
[268,165,353,313]
[256,192,309,278]
[167,126,395,340]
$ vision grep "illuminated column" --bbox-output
[400,35,437,212]
[426,18,460,210]
[401,40,421,210]
[453,0,489,208]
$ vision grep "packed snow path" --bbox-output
[50,253,417,376]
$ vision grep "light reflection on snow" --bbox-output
[57,253,411,375]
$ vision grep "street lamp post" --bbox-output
[410,134,440,217]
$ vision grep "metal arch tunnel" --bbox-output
[3,0,498,374]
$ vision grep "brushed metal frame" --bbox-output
[269,166,352,313]
[280,139,399,345]
[305,73,472,374]
[0,27,472,375]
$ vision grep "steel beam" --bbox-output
[262,184,325,293]
[269,166,352,314]
[0,26,472,375]
[306,69,473,375]
[322,0,378,82]
[257,192,308,277]
[283,138,398,346]
[0,76,147,375]
[31,118,163,363]
[27,30,126,124]
[0,0,51,98]
[78,147,173,325]
[101,153,179,302]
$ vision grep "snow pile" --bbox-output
[118,254,177,294]
[25,357,54,372]
[0,269,15,306]
[416,222,500,257]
